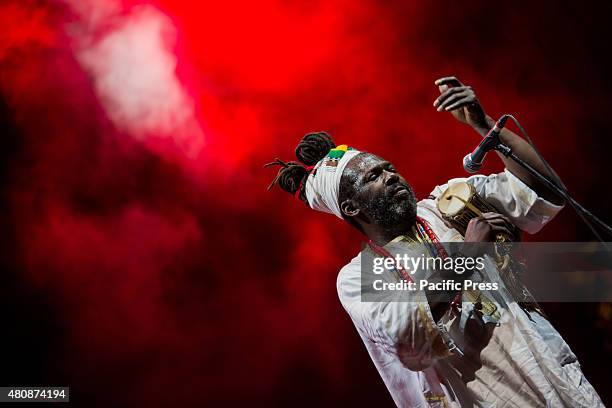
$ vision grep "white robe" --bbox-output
[337,169,605,408]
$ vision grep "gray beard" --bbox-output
[364,185,417,233]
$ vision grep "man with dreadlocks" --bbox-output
[266,76,603,407]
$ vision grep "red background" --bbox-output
[1,0,611,406]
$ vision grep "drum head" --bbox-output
[437,181,473,216]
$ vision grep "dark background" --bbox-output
[1,0,611,406]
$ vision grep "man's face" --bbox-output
[341,153,417,231]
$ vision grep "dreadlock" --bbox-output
[295,131,335,165]
[265,131,335,203]
[266,132,367,235]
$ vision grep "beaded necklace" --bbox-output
[367,216,463,312]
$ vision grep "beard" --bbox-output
[362,183,417,232]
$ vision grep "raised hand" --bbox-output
[433,76,491,132]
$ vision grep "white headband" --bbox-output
[304,145,361,219]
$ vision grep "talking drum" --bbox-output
[436,182,539,307]
[436,181,515,242]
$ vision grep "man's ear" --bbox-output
[340,199,360,218]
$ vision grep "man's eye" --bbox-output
[368,173,378,182]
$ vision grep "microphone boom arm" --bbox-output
[494,141,612,238]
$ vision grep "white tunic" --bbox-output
[337,169,604,408]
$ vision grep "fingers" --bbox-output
[433,86,472,111]
[481,212,512,226]
[481,212,512,224]
[444,96,476,111]
[465,213,516,243]
[437,91,471,112]
[481,212,515,238]
[435,76,463,87]
[433,77,480,113]
[485,218,510,228]
[467,217,481,228]
[433,86,463,107]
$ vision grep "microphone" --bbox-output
[463,115,509,173]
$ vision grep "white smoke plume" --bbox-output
[66,0,204,158]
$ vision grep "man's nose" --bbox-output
[385,172,399,186]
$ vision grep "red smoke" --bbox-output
[1,0,611,406]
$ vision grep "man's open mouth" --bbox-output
[390,185,409,197]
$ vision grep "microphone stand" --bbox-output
[494,142,612,239]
